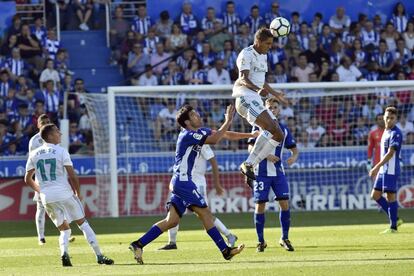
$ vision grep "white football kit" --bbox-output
[28,133,44,201]
[192,145,215,199]
[26,143,84,227]
[232,45,275,125]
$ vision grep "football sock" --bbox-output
[280,209,290,240]
[207,226,227,252]
[246,130,279,165]
[376,197,389,214]
[138,225,163,247]
[78,220,102,256]
[36,201,46,240]
[254,213,265,243]
[388,201,398,230]
[214,218,231,237]
[59,229,71,256]
[168,224,179,243]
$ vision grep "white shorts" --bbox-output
[44,195,85,227]
[192,175,208,201]
[234,89,275,125]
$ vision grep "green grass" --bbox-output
[1,210,414,275]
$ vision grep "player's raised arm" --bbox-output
[286,147,299,166]
[223,130,259,141]
[205,105,235,144]
[24,169,40,193]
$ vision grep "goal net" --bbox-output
[81,81,414,217]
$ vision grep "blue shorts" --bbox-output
[167,178,208,217]
[253,174,290,203]
[373,173,398,193]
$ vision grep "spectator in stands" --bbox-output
[361,21,379,51]
[408,60,414,80]
[30,17,47,46]
[4,48,28,81]
[316,97,337,127]
[6,15,22,39]
[143,29,160,55]
[233,24,253,52]
[291,53,314,82]
[15,75,31,98]
[55,49,72,79]
[11,103,33,136]
[265,1,282,25]
[78,104,91,135]
[362,96,383,121]
[329,116,349,146]
[297,22,312,51]
[165,23,188,52]
[0,34,18,57]
[372,14,383,33]
[184,58,208,85]
[216,40,238,79]
[155,10,173,41]
[127,43,150,77]
[17,23,44,73]
[74,0,93,31]
[319,24,335,52]
[110,6,129,61]
[43,28,61,60]
[329,6,351,34]
[306,117,325,147]
[222,0,241,35]
[31,100,46,125]
[69,121,85,154]
[202,7,220,35]
[209,21,232,53]
[336,56,362,82]
[402,21,414,51]
[364,61,380,81]
[304,36,329,69]
[353,117,369,145]
[39,58,60,90]
[280,101,295,124]
[349,39,368,71]
[343,22,361,49]
[3,142,21,156]
[381,22,400,52]
[372,40,394,80]
[3,88,18,117]
[391,2,408,34]
[136,64,158,86]
[131,4,152,38]
[394,71,411,114]
[296,97,312,127]
[206,99,224,129]
[161,60,184,85]
[207,59,231,85]
[274,63,288,83]
[268,40,287,73]
[396,113,414,139]
[296,130,310,149]
[154,99,178,149]
[284,33,302,66]
[118,31,137,72]
[406,132,414,144]
[48,0,71,30]
[198,42,215,69]
[0,119,14,153]
[329,38,345,68]
[150,42,171,76]
[311,12,324,37]
[317,60,332,82]
[393,38,412,70]
[290,12,301,34]
[191,31,206,55]
[244,5,265,35]
[36,79,60,120]
[176,49,195,72]
[179,1,198,36]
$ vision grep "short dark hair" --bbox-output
[40,124,56,141]
[38,114,50,126]
[255,28,273,42]
[385,106,398,115]
[176,104,194,128]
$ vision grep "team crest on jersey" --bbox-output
[193,133,203,140]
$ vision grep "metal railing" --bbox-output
[15,3,46,25]
[55,3,61,41]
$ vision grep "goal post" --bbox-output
[84,80,414,218]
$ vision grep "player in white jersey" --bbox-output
[25,124,114,266]
[159,145,239,250]
[28,114,75,245]
[233,28,286,185]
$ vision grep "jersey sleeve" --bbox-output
[62,149,73,166]
[200,145,215,161]
[184,128,212,146]
[236,49,253,72]
[284,126,297,149]
[25,155,35,172]
[389,131,402,151]
[247,125,260,145]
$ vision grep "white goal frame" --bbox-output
[106,80,414,217]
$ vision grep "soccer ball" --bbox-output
[269,17,291,37]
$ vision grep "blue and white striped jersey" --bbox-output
[249,124,296,177]
[173,127,212,181]
[379,126,403,176]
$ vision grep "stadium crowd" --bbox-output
[1,1,414,155]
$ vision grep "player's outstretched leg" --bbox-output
[76,219,114,265]
[158,225,179,250]
[57,222,72,267]
[35,200,46,245]
[254,203,266,252]
[213,217,238,247]
[278,200,294,251]
[380,192,399,234]
[130,207,180,264]
[193,206,244,260]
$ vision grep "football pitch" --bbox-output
[1,210,413,275]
